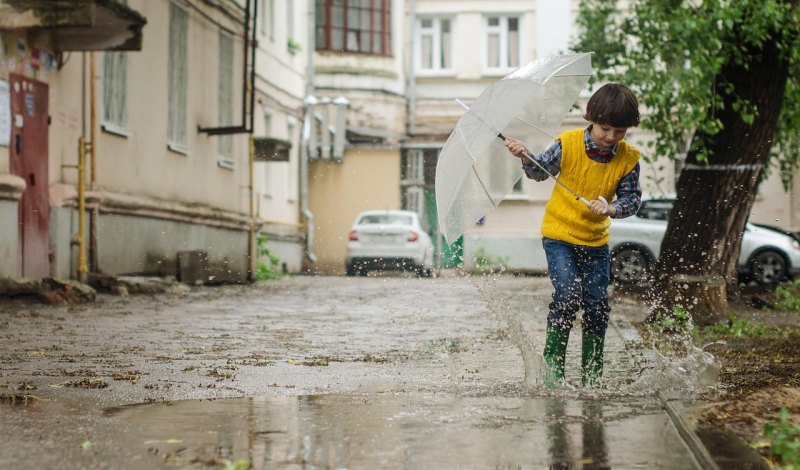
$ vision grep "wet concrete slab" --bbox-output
[0,274,718,468]
[84,393,698,468]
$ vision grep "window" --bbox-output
[485,15,520,72]
[404,187,424,218]
[405,149,424,183]
[287,116,297,201]
[217,32,234,168]
[315,0,392,55]
[102,51,127,134]
[417,17,452,73]
[287,0,295,40]
[168,1,188,152]
[261,111,273,197]
[513,177,523,193]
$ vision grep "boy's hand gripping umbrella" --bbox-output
[435,53,595,245]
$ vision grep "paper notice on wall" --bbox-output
[0,80,9,147]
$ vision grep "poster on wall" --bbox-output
[0,80,9,148]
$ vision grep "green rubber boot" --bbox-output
[543,325,570,388]
[581,332,605,387]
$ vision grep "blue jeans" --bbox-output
[542,238,611,335]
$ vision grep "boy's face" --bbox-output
[590,123,628,149]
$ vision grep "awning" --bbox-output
[0,0,147,51]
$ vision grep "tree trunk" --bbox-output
[647,33,790,325]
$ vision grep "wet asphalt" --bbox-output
[0,273,715,468]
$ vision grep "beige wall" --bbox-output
[48,0,250,214]
[308,148,401,273]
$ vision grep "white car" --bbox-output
[345,210,434,277]
[609,198,800,284]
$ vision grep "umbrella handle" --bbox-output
[579,196,609,214]
[597,196,609,214]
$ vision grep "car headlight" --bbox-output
[792,239,800,252]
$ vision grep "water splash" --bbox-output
[471,275,545,389]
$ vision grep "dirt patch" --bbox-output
[621,283,800,466]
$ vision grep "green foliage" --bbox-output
[573,0,800,186]
[774,279,800,312]
[644,306,693,352]
[255,234,282,281]
[472,246,508,275]
[763,407,800,467]
[287,37,301,54]
[699,314,782,340]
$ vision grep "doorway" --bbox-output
[9,73,50,278]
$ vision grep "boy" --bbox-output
[505,83,642,387]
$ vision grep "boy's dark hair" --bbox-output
[583,83,640,128]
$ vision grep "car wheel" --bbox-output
[749,250,787,285]
[346,264,356,277]
[611,246,651,284]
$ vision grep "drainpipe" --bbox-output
[89,52,98,274]
[77,137,88,282]
[300,95,318,264]
[300,0,317,265]
[247,135,255,280]
[407,0,417,135]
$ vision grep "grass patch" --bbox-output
[763,407,800,467]
[696,314,789,341]
[774,279,800,312]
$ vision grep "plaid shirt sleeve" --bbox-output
[521,140,562,181]
[610,163,642,219]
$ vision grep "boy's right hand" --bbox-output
[504,137,529,161]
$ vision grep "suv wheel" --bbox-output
[611,246,651,284]
[750,250,786,284]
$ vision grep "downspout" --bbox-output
[247,135,255,280]
[300,95,318,264]
[300,0,317,264]
[407,0,417,136]
[89,52,98,273]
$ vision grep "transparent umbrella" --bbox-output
[435,53,593,244]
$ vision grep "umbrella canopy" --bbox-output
[435,53,593,245]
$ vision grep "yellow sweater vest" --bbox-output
[541,128,640,246]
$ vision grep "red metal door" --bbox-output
[9,74,50,278]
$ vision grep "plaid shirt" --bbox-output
[522,127,642,219]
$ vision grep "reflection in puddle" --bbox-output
[107,394,694,468]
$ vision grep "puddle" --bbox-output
[107,393,698,468]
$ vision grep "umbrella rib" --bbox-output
[472,166,498,210]
[512,116,557,139]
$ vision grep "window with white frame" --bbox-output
[261,111,273,197]
[405,149,424,183]
[287,116,297,201]
[485,15,520,72]
[102,51,127,134]
[417,17,452,73]
[217,31,234,167]
[405,186,424,218]
[168,1,188,152]
[287,0,295,40]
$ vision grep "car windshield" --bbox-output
[358,214,413,226]
[637,200,673,220]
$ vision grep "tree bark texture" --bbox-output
[648,32,790,325]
